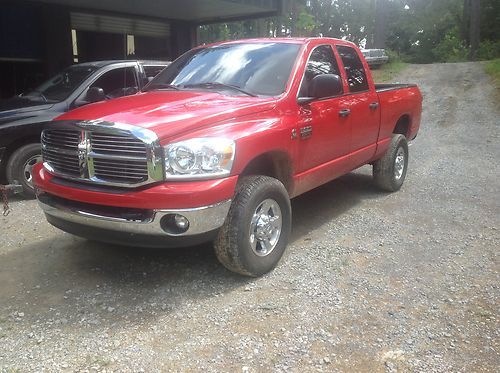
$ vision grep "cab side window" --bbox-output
[336,45,369,93]
[299,45,342,97]
[144,65,166,80]
[91,67,138,98]
[142,65,167,86]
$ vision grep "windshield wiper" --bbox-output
[182,82,257,97]
[143,83,180,92]
[23,90,48,102]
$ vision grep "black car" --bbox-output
[0,60,169,197]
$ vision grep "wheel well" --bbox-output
[1,137,41,178]
[393,115,411,138]
[240,152,293,193]
[5,136,41,159]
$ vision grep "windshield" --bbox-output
[147,42,301,97]
[23,65,97,103]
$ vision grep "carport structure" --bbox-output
[0,0,283,98]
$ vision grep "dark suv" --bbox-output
[0,60,168,197]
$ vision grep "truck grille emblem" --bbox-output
[77,130,91,178]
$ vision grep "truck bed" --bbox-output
[376,83,422,142]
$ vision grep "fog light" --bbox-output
[160,214,190,235]
[174,214,189,230]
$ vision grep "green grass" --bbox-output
[484,58,500,89]
[371,61,409,83]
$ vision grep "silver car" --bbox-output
[361,49,389,68]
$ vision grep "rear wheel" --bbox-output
[214,176,291,277]
[6,143,42,199]
[373,134,409,192]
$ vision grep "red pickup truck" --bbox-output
[33,38,422,276]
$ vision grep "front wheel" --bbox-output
[373,134,409,192]
[214,176,291,277]
[6,143,42,199]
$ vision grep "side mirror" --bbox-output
[86,87,106,103]
[309,74,343,99]
[297,74,343,105]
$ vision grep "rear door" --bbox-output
[336,45,380,165]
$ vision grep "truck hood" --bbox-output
[57,90,277,140]
[0,97,54,125]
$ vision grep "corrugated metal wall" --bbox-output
[70,12,170,38]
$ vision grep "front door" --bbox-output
[296,44,351,178]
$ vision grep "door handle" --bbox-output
[339,109,351,117]
[369,102,379,110]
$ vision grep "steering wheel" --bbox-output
[28,90,48,102]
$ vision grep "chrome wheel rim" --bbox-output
[23,154,43,185]
[394,147,405,180]
[249,198,282,257]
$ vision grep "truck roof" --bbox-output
[74,60,170,68]
[200,37,358,49]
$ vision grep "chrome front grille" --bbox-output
[41,121,163,187]
[41,130,81,177]
[90,133,147,156]
[93,158,148,183]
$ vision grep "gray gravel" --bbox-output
[1,62,499,372]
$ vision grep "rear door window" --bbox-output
[143,65,166,79]
[336,45,369,93]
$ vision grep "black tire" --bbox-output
[214,176,292,277]
[6,143,42,199]
[373,134,409,192]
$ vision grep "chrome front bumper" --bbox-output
[38,193,231,238]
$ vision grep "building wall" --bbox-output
[0,1,195,98]
[0,1,44,98]
[41,3,73,77]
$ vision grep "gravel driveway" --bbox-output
[1,62,499,372]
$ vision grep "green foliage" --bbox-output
[197,20,268,45]
[484,58,500,100]
[385,49,401,63]
[307,0,375,44]
[478,40,500,60]
[432,27,468,62]
[386,0,465,63]
[386,24,413,57]
[371,60,409,83]
[295,7,317,35]
[484,58,500,88]
[481,0,500,42]
[195,0,500,64]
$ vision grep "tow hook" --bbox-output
[0,182,23,216]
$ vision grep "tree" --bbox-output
[196,0,497,62]
[469,0,481,59]
[480,0,500,42]
[463,0,471,45]
[371,0,389,48]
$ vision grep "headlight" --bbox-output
[164,138,235,180]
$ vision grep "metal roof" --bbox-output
[29,0,282,24]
